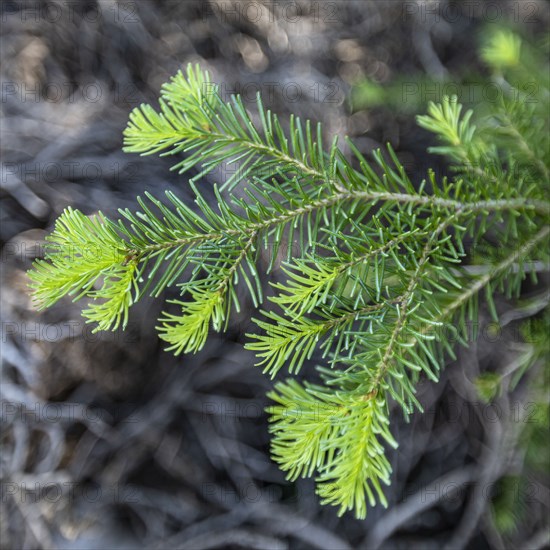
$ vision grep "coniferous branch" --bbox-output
[123,64,347,193]
[29,174,546,340]
[323,224,549,411]
[28,39,550,519]
[247,297,402,378]
[267,379,397,519]
[28,208,139,331]
[266,228,548,518]
[268,228,424,316]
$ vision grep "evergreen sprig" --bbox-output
[28,34,549,519]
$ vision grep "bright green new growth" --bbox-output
[28,31,549,519]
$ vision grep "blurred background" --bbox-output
[1,1,549,548]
